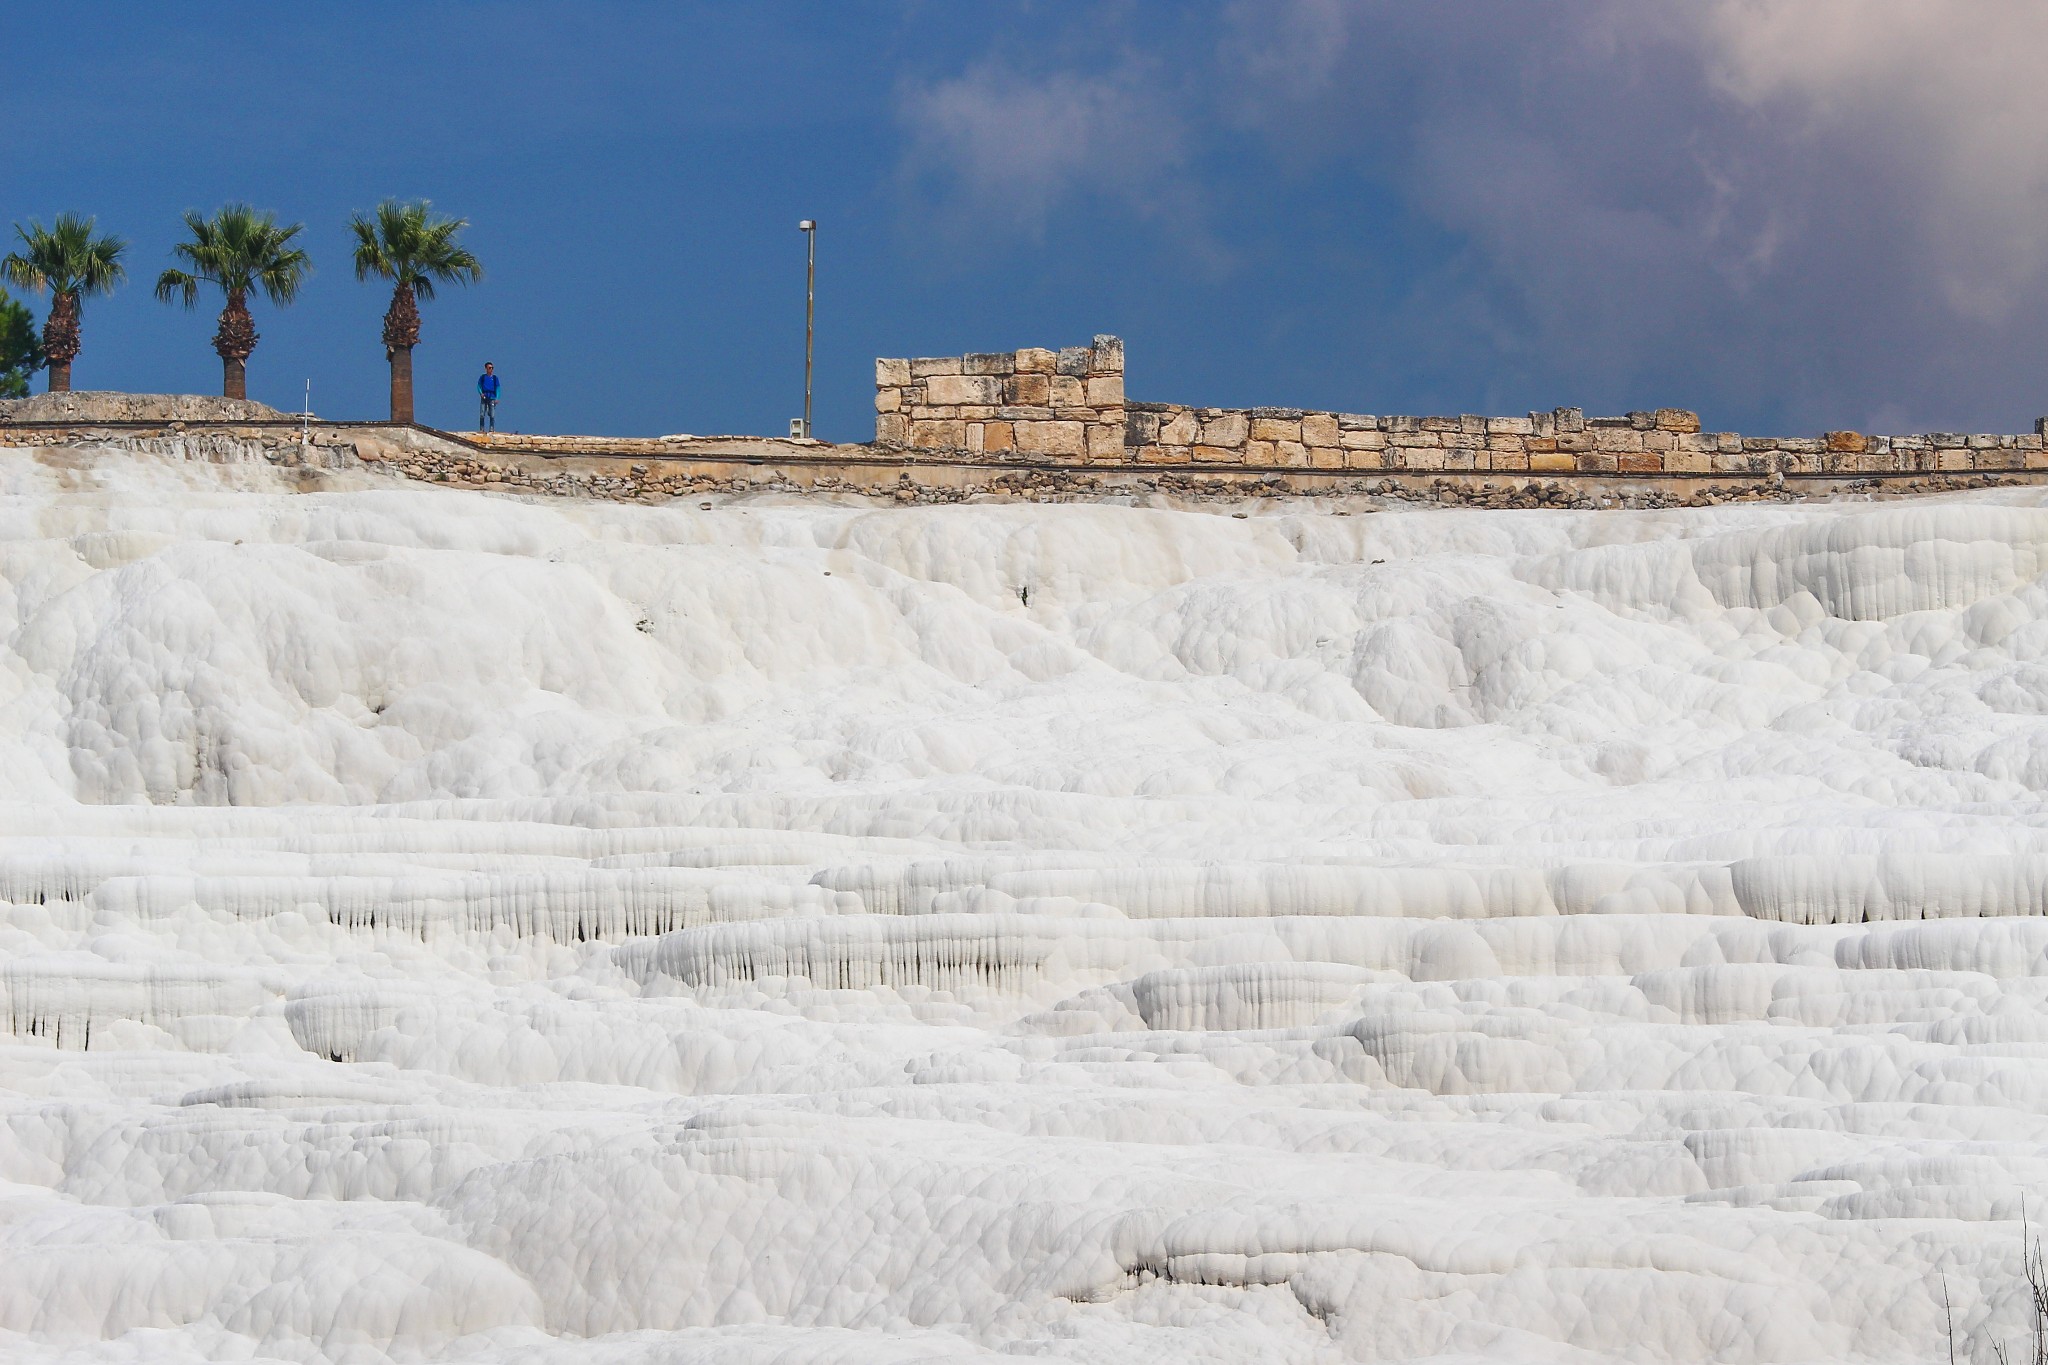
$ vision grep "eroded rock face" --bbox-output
[0,391,288,423]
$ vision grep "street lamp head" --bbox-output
[798,219,816,231]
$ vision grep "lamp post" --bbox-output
[798,219,816,440]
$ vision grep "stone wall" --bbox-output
[876,337,2048,478]
[874,335,1125,461]
[1124,403,2048,476]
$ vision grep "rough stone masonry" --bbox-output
[875,336,2048,480]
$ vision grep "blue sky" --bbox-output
[9,1,2048,438]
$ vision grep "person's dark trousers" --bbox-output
[479,398,496,432]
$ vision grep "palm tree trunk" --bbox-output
[389,347,415,423]
[43,291,80,394]
[382,282,422,424]
[214,288,257,401]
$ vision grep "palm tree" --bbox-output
[154,205,311,400]
[348,200,482,423]
[2,214,127,393]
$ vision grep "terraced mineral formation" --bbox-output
[4,439,2048,1362]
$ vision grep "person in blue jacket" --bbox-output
[477,362,501,432]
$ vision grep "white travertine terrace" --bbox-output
[5,441,2048,1361]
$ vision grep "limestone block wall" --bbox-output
[874,336,1125,461]
[1123,402,2048,476]
[875,337,2048,480]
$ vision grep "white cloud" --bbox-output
[897,60,1185,237]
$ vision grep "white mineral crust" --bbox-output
[5,442,2048,1361]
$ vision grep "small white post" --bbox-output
[302,379,311,448]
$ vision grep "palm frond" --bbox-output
[159,205,311,306]
[154,268,202,308]
[3,213,128,300]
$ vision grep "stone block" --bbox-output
[1085,376,1125,407]
[1460,414,1487,434]
[1486,435,1524,452]
[1087,424,1123,459]
[2022,433,2045,451]
[876,388,902,413]
[925,374,1002,406]
[1399,446,1446,471]
[1344,448,1384,470]
[1442,430,1483,450]
[1057,347,1092,377]
[1005,373,1051,405]
[1487,416,1535,435]
[1159,409,1198,444]
[1200,413,1249,446]
[1527,437,1558,453]
[2030,448,2048,470]
[1273,441,1310,467]
[876,357,911,386]
[911,356,962,378]
[922,405,959,419]
[1619,452,1662,473]
[1050,376,1086,407]
[1577,452,1619,473]
[876,412,910,445]
[982,422,1013,452]
[1141,444,1190,464]
[1593,430,1643,452]
[1091,335,1124,374]
[998,405,1054,421]
[1665,450,1710,474]
[1528,452,1577,473]
[1014,420,1086,456]
[1742,438,1781,453]
[1340,430,1386,450]
[1384,415,1422,434]
[1125,410,1162,444]
[965,423,986,454]
[1655,408,1701,432]
[1443,449,1476,471]
[1015,348,1057,373]
[1643,431,1674,453]
[1251,406,1304,420]
[910,419,966,449]
[956,405,997,421]
[1251,416,1301,442]
[1420,416,1460,433]
[1783,454,1820,474]
[1310,445,1344,469]
[1301,412,1340,446]
[1192,445,1238,463]
[1711,453,1751,474]
[1337,412,1378,430]
[1528,411,1555,436]
[1245,439,1277,465]
[1487,450,1528,472]
[1969,433,2000,449]
[1553,407,1586,433]
[1825,430,1867,453]
[1930,432,1966,448]
[964,353,1014,376]
[1777,438,1822,455]
[1555,432,1593,453]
